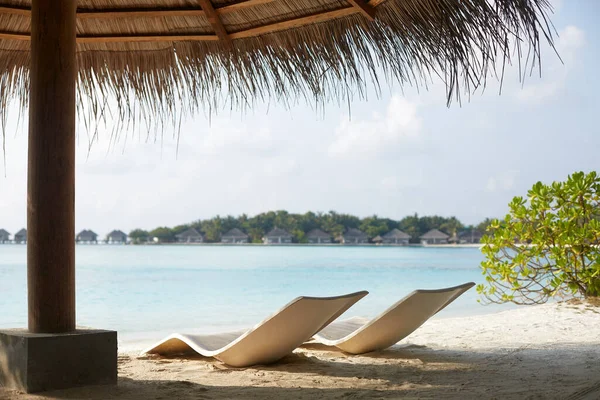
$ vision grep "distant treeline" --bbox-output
[129,211,493,244]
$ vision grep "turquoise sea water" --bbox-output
[0,245,513,348]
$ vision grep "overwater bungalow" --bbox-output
[76,230,98,244]
[14,228,26,244]
[263,227,293,244]
[221,228,249,244]
[0,229,10,243]
[343,228,369,244]
[106,230,128,244]
[175,228,204,243]
[382,229,411,245]
[420,229,450,245]
[306,229,332,244]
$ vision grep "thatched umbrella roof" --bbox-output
[0,0,553,128]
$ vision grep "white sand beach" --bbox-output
[2,300,599,400]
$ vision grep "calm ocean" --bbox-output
[0,245,514,349]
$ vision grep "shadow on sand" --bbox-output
[2,344,599,399]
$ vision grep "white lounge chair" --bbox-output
[309,282,475,354]
[142,291,368,367]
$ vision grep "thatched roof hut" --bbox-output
[14,228,27,243]
[382,228,411,244]
[306,228,332,244]
[265,227,292,238]
[222,228,248,237]
[175,227,204,243]
[420,229,449,240]
[76,229,98,242]
[383,229,410,239]
[222,228,249,243]
[343,228,368,244]
[420,229,450,244]
[0,228,10,243]
[107,230,128,243]
[264,227,293,244]
[307,229,330,238]
[344,228,368,238]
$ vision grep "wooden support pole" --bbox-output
[28,0,77,333]
[197,0,231,44]
[347,0,375,21]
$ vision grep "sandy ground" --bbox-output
[2,300,600,400]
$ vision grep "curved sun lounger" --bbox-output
[309,282,475,354]
[142,291,368,367]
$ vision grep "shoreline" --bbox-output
[4,300,599,399]
[116,303,515,354]
[0,242,484,248]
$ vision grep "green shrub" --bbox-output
[478,171,600,304]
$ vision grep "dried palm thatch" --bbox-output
[0,0,554,137]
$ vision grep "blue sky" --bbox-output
[0,0,598,236]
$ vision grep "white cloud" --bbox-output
[556,25,585,62]
[380,176,399,190]
[328,95,422,159]
[380,169,425,191]
[486,178,497,193]
[517,25,585,104]
[262,156,298,178]
[486,170,519,193]
[199,118,276,156]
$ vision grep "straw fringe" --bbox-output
[0,0,555,140]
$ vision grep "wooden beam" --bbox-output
[28,0,77,334]
[77,34,219,43]
[346,0,375,21]
[77,8,206,20]
[0,5,29,16]
[197,0,231,44]
[229,7,358,39]
[0,31,30,41]
[76,0,275,20]
[0,32,220,43]
[0,3,379,44]
[0,0,275,19]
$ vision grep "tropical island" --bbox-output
[127,212,494,245]
[0,213,493,246]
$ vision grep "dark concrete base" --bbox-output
[0,329,117,393]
